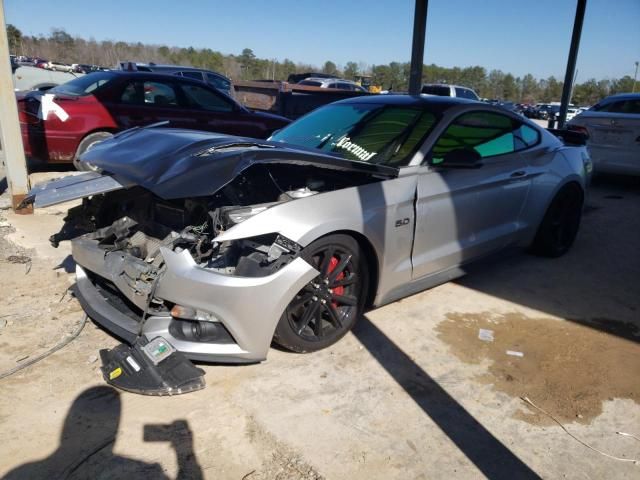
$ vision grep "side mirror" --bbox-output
[438,148,483,169]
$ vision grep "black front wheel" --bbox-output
[274,234,367,353]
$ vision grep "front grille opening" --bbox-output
[87,271,168,320]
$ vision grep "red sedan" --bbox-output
[17,71,290,167]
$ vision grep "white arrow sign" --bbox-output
[39,93,70,122]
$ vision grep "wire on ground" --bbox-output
[0,314,88,380]
[521,396,639,465]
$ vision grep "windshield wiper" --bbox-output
[315,133,334,149]
[197,141,275,156]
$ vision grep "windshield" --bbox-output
[49,71,115,96]
[269,103,439,166]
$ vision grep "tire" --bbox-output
[530,184,583,257]
[274,234,367,353]
[73,131,113,171]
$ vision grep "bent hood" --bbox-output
[80,127,398,199]
[20,127,397,208]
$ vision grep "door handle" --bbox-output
[510,170,527,178]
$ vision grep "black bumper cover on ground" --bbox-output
[99,340,205,396]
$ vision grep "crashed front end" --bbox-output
[72,212,317,363]
[23,128,396,363]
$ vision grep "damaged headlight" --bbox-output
[76,161,103,173]
[225,234,302,277]
[171,305,220,322]
[226,205,270,224]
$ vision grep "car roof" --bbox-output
[106,70,213,81]
[133,63,230,79]
[602,93,640,102]
[302,77,355,83]
[335,94,477,108]
[422,83,475,90]
[96,70,240,102]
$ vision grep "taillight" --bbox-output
[567,124,589,138]
[18,98,41,124]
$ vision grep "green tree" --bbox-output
[322,60,338,76]
[610,75,635,95]
[501,73,517,100]
[521,73,538,103]
[277,58,296,81]
[486,69,506,99]
[238,48,257,79]
[344,61,359,80]
[6,24,22,52]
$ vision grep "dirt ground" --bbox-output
[437,311,639,425]
[0,171,639,479]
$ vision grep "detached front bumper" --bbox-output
[73,240,318,363]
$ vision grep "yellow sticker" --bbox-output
[109,367,122,380]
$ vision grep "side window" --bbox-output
[458,88,478,100]
[120,82,143,104]
[327,83,338,89]
[431,111,528,163]
[135,81,179,106]
[180,84,233,112]
[513,124,540,150]
[181,71,204,82]
[595,101,625,113]
[625,100,640,114]
[206,73,231,92]
[455,87,466,98]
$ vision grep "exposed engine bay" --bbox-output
[55,163,384,278]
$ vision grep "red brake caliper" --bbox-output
[327,256,344,308]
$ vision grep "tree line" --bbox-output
[7,25,636,106]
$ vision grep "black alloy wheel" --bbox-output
[274,234,366,353]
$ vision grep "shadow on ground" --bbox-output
[353,316,541,479]
[3,386,203,480]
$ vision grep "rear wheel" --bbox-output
[73,131,113,170]
[274,234,367,353]
[531,184,583,257]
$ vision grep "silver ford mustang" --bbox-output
[25,95,592,363]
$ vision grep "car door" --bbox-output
[412,110,534,279]
[110,77,185,129]
[582,99,640,172]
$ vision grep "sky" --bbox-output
[5,0,639,82]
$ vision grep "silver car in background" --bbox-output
[23,95,591,363]
[568,93,640,175]
[297,77,368,92]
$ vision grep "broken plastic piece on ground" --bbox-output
[7,255,31,264]
[99,337,205,396]
[478,328,494,342]
[506,350,524,357]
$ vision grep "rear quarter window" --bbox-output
[421,85,451,96]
